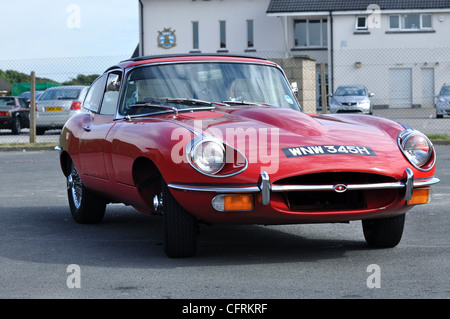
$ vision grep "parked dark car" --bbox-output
[19,91,44,107]
[0,96,29,134]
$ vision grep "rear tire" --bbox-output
[162,179,198,258]
[67,161,106,224]
[36,128,46,135]
[11,117,21,135]
[362,214,405,248]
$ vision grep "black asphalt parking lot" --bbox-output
[0,147,448,300]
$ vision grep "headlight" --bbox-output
[329,99,340,106]
[358,100,370,107]
[398,130,435,171]
[189,138,225,175]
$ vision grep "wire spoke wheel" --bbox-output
[68,164,83,209]
[67,161,106,224]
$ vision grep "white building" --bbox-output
[138,0,281,55]
[137,0,450,109]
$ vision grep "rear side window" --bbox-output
[83,75,107,113]
[99,73,121,115]
[18,98,27,107]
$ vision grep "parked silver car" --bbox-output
[329,85,374,115]
[35,86,88,135]
[435,84,450,118]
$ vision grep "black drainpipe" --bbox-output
[329,10,334,94]
[139,0,144,56]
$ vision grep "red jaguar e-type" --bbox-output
[57,54,439,257]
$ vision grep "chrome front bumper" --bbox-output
[168,168,440,206]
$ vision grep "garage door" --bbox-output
[390,68,412,108]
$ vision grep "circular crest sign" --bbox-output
[158,28,176,49]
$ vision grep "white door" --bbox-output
[421,68,434,108]
[390,68,412,108]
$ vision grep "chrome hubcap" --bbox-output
[69,165,83,209]
[153,194,163,213]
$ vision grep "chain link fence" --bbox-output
[0,55,129,145]
[1,50,448,145]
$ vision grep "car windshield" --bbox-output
[120,62,301,116]
[334,87,366,96]
[439,86,450,96]
[39,87,82,101]
[0,97,16,108]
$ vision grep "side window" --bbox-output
[83,74,107,113]
[100,73,121,115]
[18,98,27,108]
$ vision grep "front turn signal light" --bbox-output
[407,188,430,205]
[212,194,254,212]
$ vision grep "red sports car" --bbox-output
[57,54,439,257]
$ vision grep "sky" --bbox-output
[0,0,139,59]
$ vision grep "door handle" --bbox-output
[83,126,91,132]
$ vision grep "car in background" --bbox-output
[435,84,450,118]
[0,96,29,134]
[19,91,44,107]
[35,86,88,135]
[329,85,374,115]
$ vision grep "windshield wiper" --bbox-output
[222,100,261,106]
[222,100,275,107]
[165,98,213,106]
[128,102,178,115]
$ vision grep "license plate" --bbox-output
[282,145,377,158]
[46,107,63,112]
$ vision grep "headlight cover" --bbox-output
[358,100,370,107]
[188,138,225,175]
[398,130,435,171]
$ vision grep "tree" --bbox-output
[62,74,99,86]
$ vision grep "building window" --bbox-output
[192,21,199,50]
[219,20,226,48]
[389,14,433,30]
[355,16,368,30]
[247,20,254,48]
[294,19,327,48]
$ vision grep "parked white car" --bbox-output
[329,85,374,115]
[435,84,450,118]
[35,86,88,135]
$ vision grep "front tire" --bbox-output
[162,179,198,258]
[362,214,405,248]
[67,161,106,224]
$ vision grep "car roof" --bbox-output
[337,85,365,88]
[45,85,88,90]
[106,54,276,72]
[0,96,21,99]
